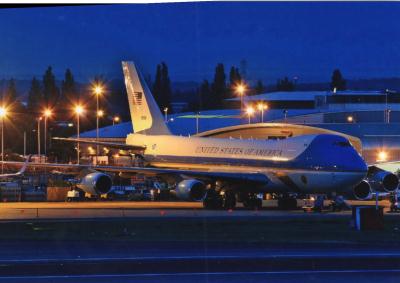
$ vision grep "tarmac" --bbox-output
[0,200,397,282]
[0,199,391,220]
[0,241,398,282]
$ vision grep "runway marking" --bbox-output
[3,252,400,263]
[1,269,400,279]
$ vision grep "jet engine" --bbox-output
[77,172,113,195]
[351,180,372,200]
[174,179,206,201]
[368,167,399,192]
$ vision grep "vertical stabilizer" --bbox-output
[122,61,171,135]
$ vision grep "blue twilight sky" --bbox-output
[0,2,400,84]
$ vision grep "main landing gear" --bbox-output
[203,189,237,210]
[203,189,263,210]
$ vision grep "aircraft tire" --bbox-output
[203,189,223,210]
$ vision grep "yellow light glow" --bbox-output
[236,83,246,95]
[347,116,354,123]
[97,110,104,117]
[257,103,268,111]
[74,105,84,115]
[113,116,120,122]
[377,151,388,162]
[246,106,255,116]
[0,107,7,118]
[93,84,104,96]
[43,109,52,118]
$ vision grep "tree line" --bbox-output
[151,61,347,112]
[1,67,118,161]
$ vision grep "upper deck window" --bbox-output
[333,141,352,147]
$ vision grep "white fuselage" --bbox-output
[126,133,366,194]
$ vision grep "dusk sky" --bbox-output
[1,2,400,84]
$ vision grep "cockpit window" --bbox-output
[333,141,352,147]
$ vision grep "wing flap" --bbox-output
[53,137,145,151]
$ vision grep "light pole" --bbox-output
[37,117,42,163]
[0,107,7,173]
[113,116,120,126]
[97,110,104,163]
[164,107,168,123]
[246,106,255,125]
[257,102,268,123]
[93,84,104,165]
[385,89,388,123]
[236,83,246,111]
[74,105,84,165]
[23,131,26,157]
[195,111,200,134]
[43,109,52,162]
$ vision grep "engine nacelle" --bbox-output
[352,180,372,200]
[368,170,399,192]
[174,179,206,201]
[77,172,112,195]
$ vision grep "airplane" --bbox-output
[44,61,379,210]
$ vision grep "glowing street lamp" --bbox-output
[257,102,268,123]
[113,116,120,126]
[93,84,104,97]
[43,108,52,161]
[93,83,104,165]
[74,105,84,164]
[236,83,247,111]
[0,107,7,173]
[347,115,354,123]
[246,106,255,124]
[377,150,388,162]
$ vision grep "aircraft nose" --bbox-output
[301,134,368,174]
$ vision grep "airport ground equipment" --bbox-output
[66,189,80,202]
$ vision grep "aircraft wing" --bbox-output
[0,156,29,178]
[370,161,400,174]
[0,161,268,184]
[52,137,146,151]
[94,165,270,184]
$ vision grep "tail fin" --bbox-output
[122,61,171,135]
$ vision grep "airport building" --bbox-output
[79,90,400,165]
